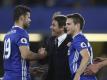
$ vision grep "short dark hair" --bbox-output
[67,13,85,30]
[13,5,31,21]
[53,15,67,28]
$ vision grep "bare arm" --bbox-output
[93,59,107,71]
[19,46,46,60]
[74,49,90,80]
[99,59,107,67]
[84,57,107,75]
[94,57,107,61]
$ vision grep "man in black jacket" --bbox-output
[42,15,72,80]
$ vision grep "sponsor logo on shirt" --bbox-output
[21,38,27,44]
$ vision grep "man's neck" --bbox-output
[14,21,23,29]
[73,30,82,39]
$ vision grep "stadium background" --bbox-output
[0,0,107,80]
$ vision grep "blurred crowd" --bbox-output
[0,0,107,8]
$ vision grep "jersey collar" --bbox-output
[72,31,82,39]
[12,25,24,30]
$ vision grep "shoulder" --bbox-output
[12,28,29,39]
[74,34,87,43]
[73,34,89,48]
[47,36,55,42]
[12,28,29,43]
[17,28,28,35]
[42,36,55,44]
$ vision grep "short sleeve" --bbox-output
[74,41,88,52]
[15,34,29,47]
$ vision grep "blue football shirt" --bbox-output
[3,26,30,80]
[68,32,93,75]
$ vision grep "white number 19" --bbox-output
[4,38,11,59]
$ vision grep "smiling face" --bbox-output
[66,13,85,36]
[50,20,62,37]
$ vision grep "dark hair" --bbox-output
[13,5,31,21]
[67,13,85,30]
[53,15,67,28]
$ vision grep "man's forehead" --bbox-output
[67,18,73,22]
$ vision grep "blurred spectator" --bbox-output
[13,0,47,6]
[12,0,26,6]
[95,0,107,6]
[55,0,95,7]
[0,41,4,77]
[46,0,56,7]
[0,0,3,7]
[97,43,107,80]
[97,65,107,80]
[0,0,107,7]
[2,0,13,6]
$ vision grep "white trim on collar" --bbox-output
[12,25,24,29]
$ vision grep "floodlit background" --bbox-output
[0,0,107,80]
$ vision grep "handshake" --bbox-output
[37,47,47,59]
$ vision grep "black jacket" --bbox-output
[44,35,72,80]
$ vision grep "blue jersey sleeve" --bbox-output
[15,33,29,47]
[74,38,88,52]
[74,41,88,52]
[17,36,29,46]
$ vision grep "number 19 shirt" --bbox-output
[3,26,30,80]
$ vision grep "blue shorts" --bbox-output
[3,72,31,80]
[80,75,97,80]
